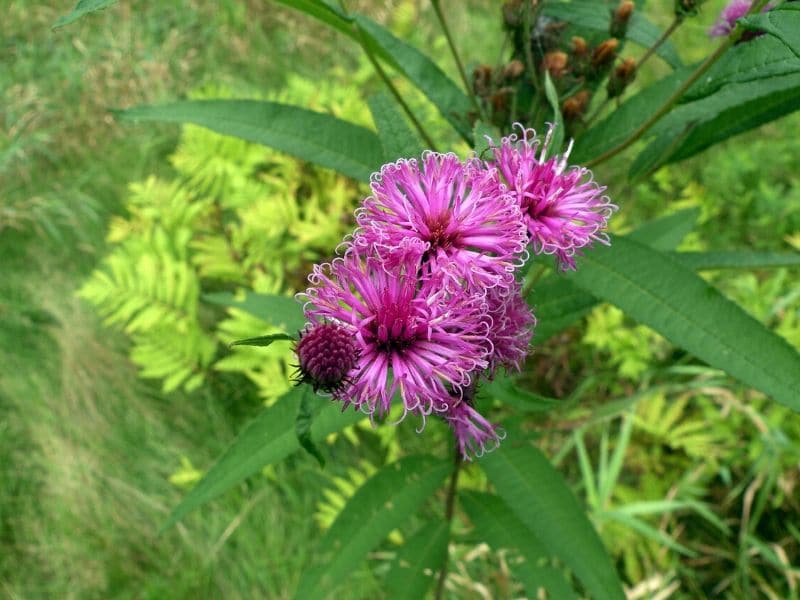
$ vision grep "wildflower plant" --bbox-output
[67,0,800,597]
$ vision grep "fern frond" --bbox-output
[130,324,216,393]
[78,230,199,334]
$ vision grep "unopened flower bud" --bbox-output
[295,322,359,393]
[675,0,706,17]
[591,38,619,71]
[490,87,514,116]
[502,59,526,81]
[571,36,588,57]
[562,90,591,121]
[607,57,637,97]
[543,51,569,78]
[611,1,635,37]
[473,64,493,97]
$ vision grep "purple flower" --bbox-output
[709,0,772,38]
[299,252,490,419]
[487,124,616,271]
[483,283,535,375]
[354,153,527,291]
[443,394,503,459]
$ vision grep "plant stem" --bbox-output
[431,0,485,121]
[355,27,438,151]
[584,1,769,169]
[635,15,684,71]
[522,263,547,299]
[433,447,462,600]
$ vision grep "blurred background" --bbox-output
[2,1,799,597]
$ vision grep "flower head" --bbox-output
[294,322,359,393]
[483,283,535,375]
[299,251,490,418]
[487,124,616,271]
[354,152,527,291]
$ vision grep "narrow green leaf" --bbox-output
[530,208,700,343]
[481,445,624,600]
[203,291,307,333]
[368,92,424,161]
[631,73,800,178]
[384,521,448,600]
[230,333,295,347]
[53,0,117,28]
[461,491,578,599]
[482,375,560,413]
[742,4,800,60]
[296,388,326,467]
[672,251,800,271]
[353,15,473,142]
[543,72,565,155]
[295,455,450,599]
[571,66,690,163]
[116,100,382,182]
[272,0,354,40]
[566,236,800,410]
[162,387,362,530]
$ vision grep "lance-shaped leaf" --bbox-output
[565,236,800,410]
[672,251,800,271]
[116,100,383,182]
[630,73,800,178]
[368,92,424,161]
[203,292,307,333]
[162,386,363,530]
[742,4,800,59]
[530,208,700,343]
[354,15,473,143]
[272,0,355,40]
[384,521,448,600]
[481,445,625,600]
[482,375,560,413]
[230,333,296,347]
[543,72,565,155]
[295,455,450,599]
[53,0,118,28]
[461,491,577,599]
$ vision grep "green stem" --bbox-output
[431,0,485,121]
[355,26,438,151]
[522,263,547,299]
[585,1,768,169]
[635,15,684,71]
[433,447,462,600]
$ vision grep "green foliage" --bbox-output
[53,0,118,28]
[295,455,451,599]
[566,236,800,411]
[481,444,625,599]
[80,78,368,395]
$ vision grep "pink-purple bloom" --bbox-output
[487,124,616,271]
[354,153,527,291]
[483,283,536,376]
[443,395,503,459]
[299,251,490,420]
[708,0,772,38]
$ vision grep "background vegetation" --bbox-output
[2,1,799,597]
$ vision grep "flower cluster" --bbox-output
[295,125,615,458]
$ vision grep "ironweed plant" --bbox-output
[69,0,800,597]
